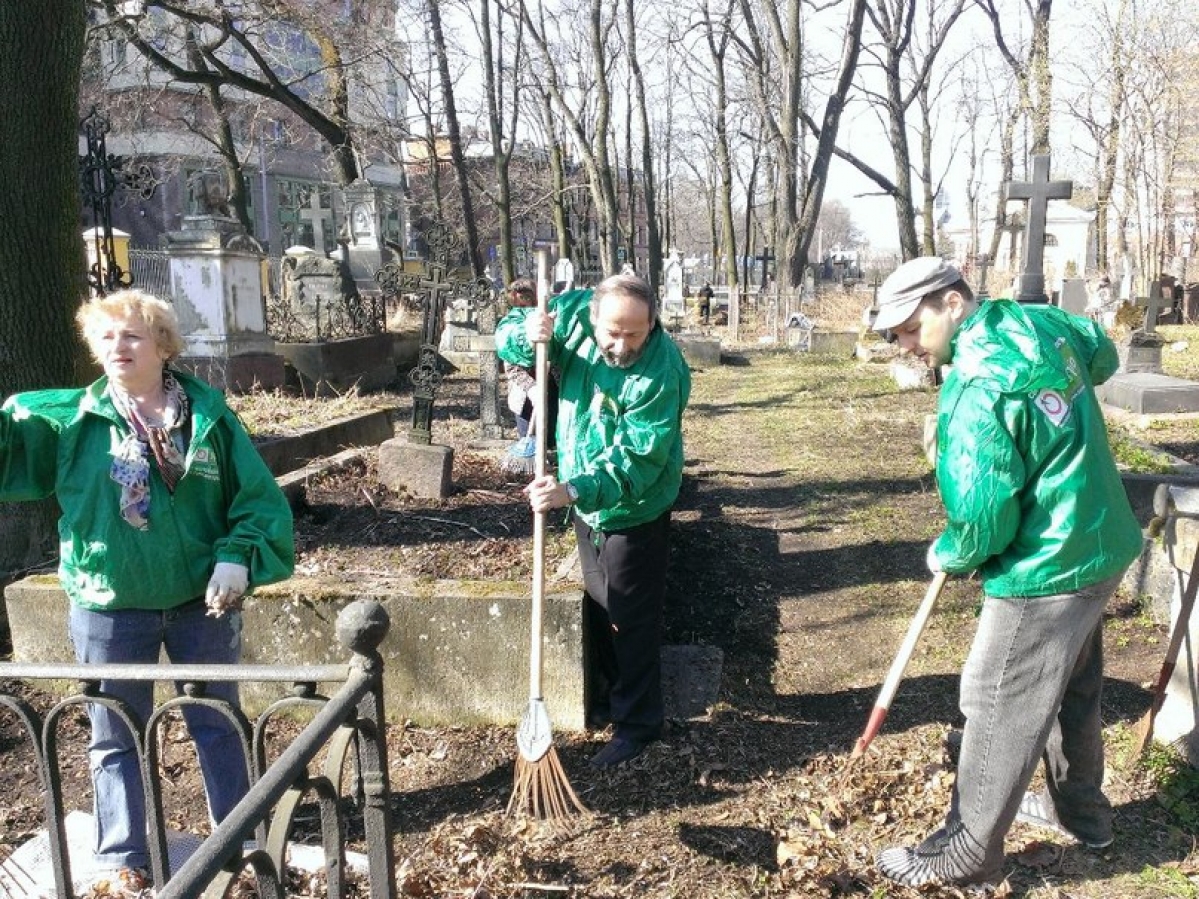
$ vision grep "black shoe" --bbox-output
[588,736,649,768]
[586,704,612,730]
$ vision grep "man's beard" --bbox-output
[600,345,643,368]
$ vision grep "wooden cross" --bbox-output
[375,222,496,445]
[1005,154,1073,304]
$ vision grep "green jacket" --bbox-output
[0,371,295,611]
[496,288,691,531]
[931,299,1142,597]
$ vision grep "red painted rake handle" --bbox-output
[851,571,949,759]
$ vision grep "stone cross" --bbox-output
[756,246,775,289]
[974,253,992,296]
[1136,279,1169,335]
[297,185,331,253]
[1005,154,1073,304]
[375,222,496,444]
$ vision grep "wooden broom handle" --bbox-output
[528,250,552,698]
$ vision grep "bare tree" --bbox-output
[91,0,402,187]
[736,0,869,288]
[973,0,1053,155]
[521,0,624,276]
[856,0,966,258]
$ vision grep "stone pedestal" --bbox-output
[1116,330,1165,373]
[438,322,496,373]
[166,214,284,392]
[377,438,453,499]
[1157,514,1199,764]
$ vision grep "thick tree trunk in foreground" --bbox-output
[0,2,88,574]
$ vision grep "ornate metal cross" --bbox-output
[79,106,157,295]
[375,223,496,444]
[1005,154,1073,304]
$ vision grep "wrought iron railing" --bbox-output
[128,248,174,301]
[0,600,396,899]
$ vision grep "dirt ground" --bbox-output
[3,332,1199,898]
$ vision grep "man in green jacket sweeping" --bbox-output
[869,258,1143,889]
[497,271,691,768]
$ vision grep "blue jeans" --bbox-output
[944,573,1120,879]
[69,600,249,870]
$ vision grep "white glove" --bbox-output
[206,562,248,617]
[926,542,943,575]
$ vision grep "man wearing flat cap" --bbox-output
[870,257,1142,889]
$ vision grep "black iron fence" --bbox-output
[128,248,173,301]
[0,600,396,899]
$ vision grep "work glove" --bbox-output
[205,561,248,617]
[926,541,943,575]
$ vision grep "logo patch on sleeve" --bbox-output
[1033,388,1070,426]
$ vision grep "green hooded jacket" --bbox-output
[931,298,1142,597]
[496,287,691,531]
[0,371,295,610]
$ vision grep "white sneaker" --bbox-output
[1015,791,1112,849]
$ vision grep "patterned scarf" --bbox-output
[108,370,191,530]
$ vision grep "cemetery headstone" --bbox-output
[663,249,686,328]
[1097,277,1199,413]
[341,179,385,294]
[374,223,498,498]
[1005,153,1073,304]
[1058,278,1088,316]
[165,213,285,392]
[553,256,576,294]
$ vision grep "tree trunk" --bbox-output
[626,0,663,293]
[0,1,88,574]
[429,0,484,275]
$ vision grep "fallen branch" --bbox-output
[409,515,494,540]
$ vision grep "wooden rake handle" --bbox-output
[527,250,552,701]
[1135,537,1199,754]
[851,570,949,759]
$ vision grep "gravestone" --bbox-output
[553,256,576,294]
[1098,279,1199,413]
[1152,485,1199,765]
[1058,278,1088,316]
[375,223,498,498]
[1006,154,1073,305]
[663,249,686,327]
[341,179,385,295]
[165,213,285,392]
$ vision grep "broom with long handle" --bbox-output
[507,250,588,827]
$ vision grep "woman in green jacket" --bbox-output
[869,258,1141,890]
[0,289,294,887]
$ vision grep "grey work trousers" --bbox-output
[945,573,1121,879]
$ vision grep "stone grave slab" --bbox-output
[672,334,722,370]
[1097,372,1199,415]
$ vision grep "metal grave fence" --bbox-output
[0,600,397,899]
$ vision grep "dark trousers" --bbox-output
[573,509,671,742]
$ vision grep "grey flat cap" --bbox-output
[872,257,964,331]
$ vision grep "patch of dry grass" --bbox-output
[227,384,401,437]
